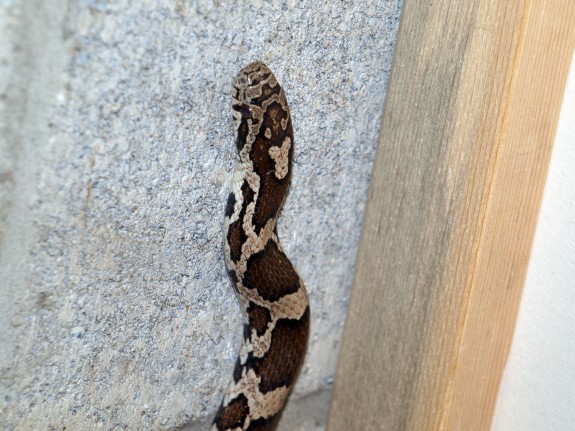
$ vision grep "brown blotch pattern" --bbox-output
[227,180,254,263]
[252,103,293,227]
[226,221,244,264]
[243,240,301,302]
[225,193,236,218]
[241,179,255,209]
[247,302,272,336]
[233,356,244,383]
[234,115,250,152]
[260,101,290,143]
[214,393,249,430]
[245,415,282,431]
[251,148,287,227]
[249,308,310,393]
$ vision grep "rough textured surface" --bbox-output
[0,0,402,429]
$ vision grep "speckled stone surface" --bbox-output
[0,0,402,429]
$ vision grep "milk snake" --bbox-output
[211,62,310,431]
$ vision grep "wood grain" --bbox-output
[328,1,575,430]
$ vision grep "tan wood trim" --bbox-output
[327,1,575,430]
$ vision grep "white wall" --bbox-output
[492,55,575,430]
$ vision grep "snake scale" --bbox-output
[211,62,310,431]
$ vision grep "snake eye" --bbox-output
[237,76,248,87]
[241,105,252,119]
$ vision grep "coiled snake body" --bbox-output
[212,62,310,431]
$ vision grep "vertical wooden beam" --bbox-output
[328,1,575,430]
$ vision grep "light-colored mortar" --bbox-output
[0,0,402,429]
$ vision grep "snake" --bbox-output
[211,62,310,431]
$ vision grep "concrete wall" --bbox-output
[491,55,575,431]
[0,0,402,429]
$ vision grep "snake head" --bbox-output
[231,62,291,157]
[232,61,275,107]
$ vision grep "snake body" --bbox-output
[212,62,310,431]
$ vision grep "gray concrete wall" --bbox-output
[0,0,401,429]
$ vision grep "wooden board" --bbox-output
[327,1,575,430]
